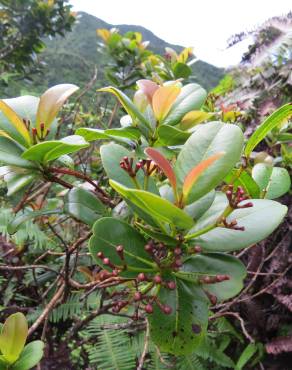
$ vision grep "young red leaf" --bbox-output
[182,152,225,201]
[145,147,177,193]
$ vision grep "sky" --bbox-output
[70,0,291,67]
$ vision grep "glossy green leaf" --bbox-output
[4,172,37,197]
[175,122,244,203]
[157,125,191,145]
[190,199,287,251]
[98,86,152,131]
[225,169,260,198]
[21,135,89,163]
[110,180,194,229]
[100,143,157,193]
[252,163,291,199]
[184,190,215,220]
[179,253,246,300]
[106,127,141,140]
[244,103,292,157]
[75,127,141,142]
[235,343,258,370]
[74,128,110,141]
[162,83,207,126]
[188,192,227,232]
[173,62,192,79]
[0,137,36,169]
[89,217,154,276]
[149,279,209,355]
[7,210,59,235]
[0,313,28,364]
[12,341,44,370]
[64,187,106,226]
[136,223,178,246]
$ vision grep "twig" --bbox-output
[0,264,62,276]
[137,319,150,370]
[210,311,254,343]
[28,283,65,336]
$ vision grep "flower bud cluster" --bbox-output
[119,157,157,178]
[226,185,253,209]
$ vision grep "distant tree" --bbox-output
[0,0,75,82]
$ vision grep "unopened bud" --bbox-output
[145,304,153,314]
[134,292,142,301]
[167,281,176,290]
[153,275,162,284]
[162,305,172,315]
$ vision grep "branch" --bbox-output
[28,283,65,337]
[137,319,150,370]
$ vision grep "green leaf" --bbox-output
[252,164,291,199]
[98,86,152,132]
[74,128,110,141]
[244,103,292,157]
[4,172,37,196]
[12,341,44,370]
[0,137,36,169]
[75,127,141,142]
[7,210,59,235]
[157,125,191,146]
[149,279,209,355]
[235,343,258,370]
[110,180,194,229]
[184,191,215,220]
[0,313,28,364]
[100,143,157,193]
[173,62,192,79]
[106,127,141,140]
[64,187,106,226]
[21,135,89,163]
[225,169,260,198]
[179,253,246,300]
[136,223,178,246]
[191,199,287,251]
[89,217,155,276]
[175,122,244,203]
[162,83,207,126]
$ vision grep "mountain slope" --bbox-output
[2,12,224,97]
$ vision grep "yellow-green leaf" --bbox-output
[0,312,28,364]
[177,47,193,63]
[0,101,31,146]
[180,111,214,130]
[244,103,292,157]
[36,84,79,135]
[97,28,111,42]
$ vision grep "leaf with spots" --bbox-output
[148,278,209,355]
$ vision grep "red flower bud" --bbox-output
[145,304,153,314]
